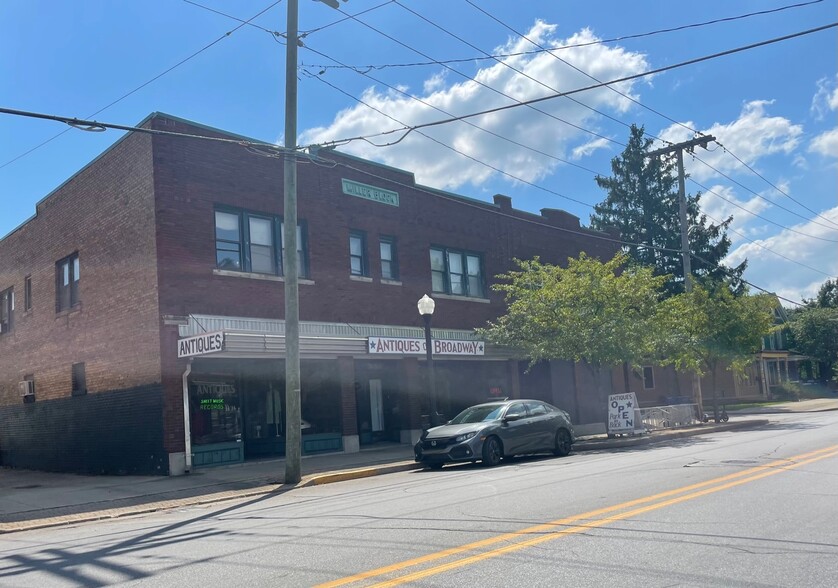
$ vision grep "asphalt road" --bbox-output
[1,411,836,588]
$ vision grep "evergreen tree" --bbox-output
[590,125,746,297]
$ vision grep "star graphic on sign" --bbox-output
[626,401,633,408]
[478,343,484,353]
[369,340,376,350]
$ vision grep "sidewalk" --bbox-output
[725,397,838,415]
[0,417,774,533]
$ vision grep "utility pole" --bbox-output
[648,134,716,419]
[283,0,343,485]
[283,0,301,484]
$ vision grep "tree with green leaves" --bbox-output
[788,306,838,383]
[478,253,667,402]
[590,124,746,297]
[658,285,777,418]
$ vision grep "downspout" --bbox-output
[182,359,193,473]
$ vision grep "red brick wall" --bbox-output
[149,117,619,331]
[147,116,619,450]
[0,131,162,406]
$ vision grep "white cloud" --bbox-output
[725,206,838,305]
[571,137,611,160]
[658,100,803,183]
[423,72,447,94]
[811,75,838,119]
[809,127,838,158]
[300,23,650,190]
[699,184,771,245]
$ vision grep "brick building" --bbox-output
[0,113,626,476]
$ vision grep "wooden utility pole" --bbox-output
[648,135,716,416]
[283,0,301,484]
[283,0,343,484]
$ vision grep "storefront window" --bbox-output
[190,380,241,445]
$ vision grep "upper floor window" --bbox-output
[56,253,79,312]
[380,236,398,280]
[430,247,485,298]
[215,208,308,277]
[0,287,13,334]
[280,222,308,278]
[24,275,32,311]
[349,231,368,276]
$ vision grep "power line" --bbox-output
[699,208,835,279]
[460,0,700,139]
[687,174,838,243]
[302,45,605,174]
[0,1,282,171]
[301,22,838,150]
[316,151,818,306]
[715,141,838,230]
[323,4,623,150]
[0,107,291,153]
[303,70,597,209]
[691,154,838,232]
[304,0,825,73]
[392,1,637,143]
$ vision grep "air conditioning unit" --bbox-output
[19,380,34,397]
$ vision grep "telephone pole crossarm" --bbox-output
[647,135,716,158]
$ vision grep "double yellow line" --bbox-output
[318,445,838,587]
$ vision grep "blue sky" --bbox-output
[2,0,836,305]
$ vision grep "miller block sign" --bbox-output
[367,337,485,356]
[608,392,638,434]
[177,331,224,358]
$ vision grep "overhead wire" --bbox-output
[393,0,640,142]
[323,2,622,150]
[460,0,699,139]
[301,45,605,175]
[301,64,838,277]
[0,1,282,171]
[698,208,835,279]
[454,1,838,237]
[308,6,836,235]
[314,149,820,306]
[301,69,596,208]
[304,0,825,72]
[302,14,837,243]
[691,153,838,231]
[299,22,838,149]
[686,172,838,243]
[715,141,838,229]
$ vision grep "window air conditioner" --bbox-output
[19,380,34,397]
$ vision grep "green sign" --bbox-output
[200,398,225,410]
[342,179,399,207]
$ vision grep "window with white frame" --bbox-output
[215,208,308,277]
[430,247,485,298]
[0,287,12,334]
[379,236,398,280]
[349,231,368,276]
[56,253,79,312]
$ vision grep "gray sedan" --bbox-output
[414,399,574,469]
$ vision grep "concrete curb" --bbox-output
[0,418,769,535]
[574,419,770,451]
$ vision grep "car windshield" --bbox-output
[448,405,505,424]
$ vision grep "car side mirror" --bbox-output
[503,414,521,423]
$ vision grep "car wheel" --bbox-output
[427,462,444,471]
[481,436,503,467]
[553,429,572,457]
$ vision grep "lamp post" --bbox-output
[417,294,439,427]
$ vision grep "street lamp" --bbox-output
[417,294,440,427]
